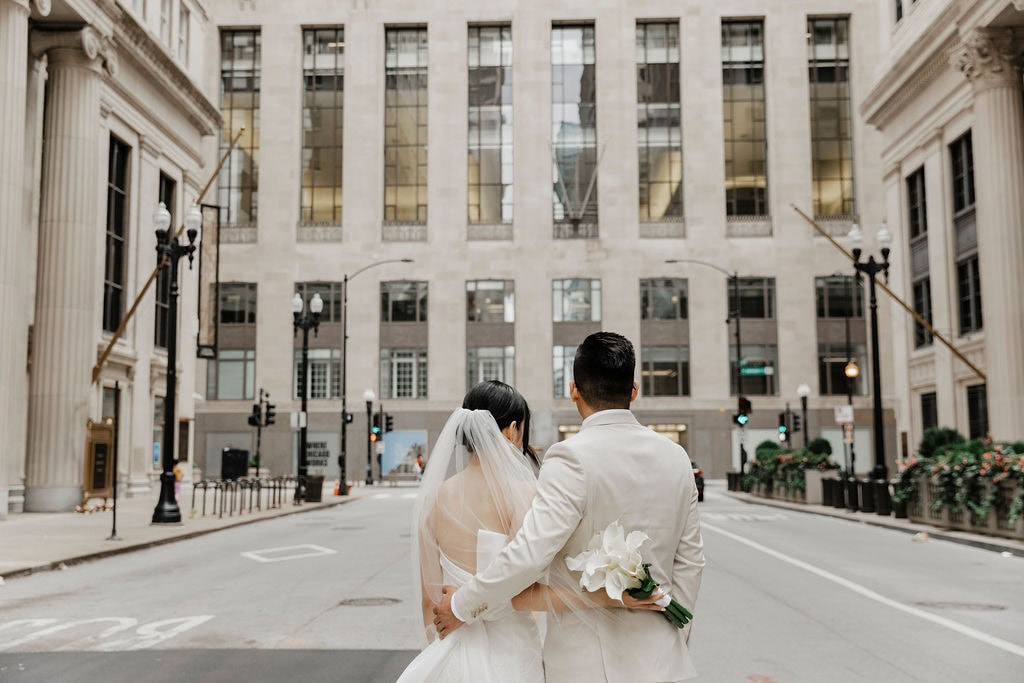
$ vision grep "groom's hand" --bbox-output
[432,586,464,639]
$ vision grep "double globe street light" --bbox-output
[848,221,892,482]
[152,201,202,525]
[292,291,324,503]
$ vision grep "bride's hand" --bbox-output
[620,588,668,611]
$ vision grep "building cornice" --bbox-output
[111,8,221,136]
[861,3,965,129]
[951,27,1022,92]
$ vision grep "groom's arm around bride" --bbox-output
[434,332,705,682]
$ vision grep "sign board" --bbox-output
[290,411,308,429]
[196,204,221,359]
[834,405,854,425]
[83,419,115,502]
[740,366,774,376]
[306,439,330,469]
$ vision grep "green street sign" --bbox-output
[740,366,773,376]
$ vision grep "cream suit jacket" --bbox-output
[451,410,705,682]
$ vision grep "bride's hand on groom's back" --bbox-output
[618,588,667,611]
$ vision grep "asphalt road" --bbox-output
[1,482,1022,682]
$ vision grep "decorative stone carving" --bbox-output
[952,28,1021,90]
[32,26,118,76]
[638,221,686,239]
[33,0,51,14]
[297,224,344,242]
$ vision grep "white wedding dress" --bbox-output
[397,529,544,683]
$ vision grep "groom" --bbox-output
[434,331,705,682]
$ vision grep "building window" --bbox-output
[301,28,345,224]
[177,4,190,65]
[295,282,342,322]
[468,25,513,225]
[636,21,682,221]
[730,344,778,396]
[641,278,687,320]
[818,342,867,396]
[103,137,130,334]
[722,20,767,217]
[467,280,514,322]
[950,131,975,215]
[218,30,260,226]
[553,345,577,398]
[815,275,863,318]
[553,279,601,322]
[966,384,987,440]
[160,0,171,47]
[641,346,690,397]
[957,256,983,335]
[381,348,428,399]
[895,1,904,23]
[206,349,256,400]
[294,348,341,400]
[467,346,515,388]
[907,167,927,239]
[921,391,937,432]
[381,281,428,322]
[912,278,933,348]
[384,27,428,224]
[154,174,175,348]
[808,17,853,217]
[552,24,598,231]
[219,283,257,325]
[729,277,775,319]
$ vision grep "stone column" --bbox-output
[953,28,1024,441]
[0,0,49,518]
[24,27,116,511]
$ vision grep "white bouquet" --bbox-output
[565,520,692,629]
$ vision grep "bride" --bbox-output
[398,381,660,682]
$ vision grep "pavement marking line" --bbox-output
[240,544,338,563]
[702,521,1024,659]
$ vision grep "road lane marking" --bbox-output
[702,522,1024,659]
[241,544,337,563]
[0,616,213,651]
[701,512,787,522]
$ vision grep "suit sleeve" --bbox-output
[671,473,705,641]
[451,445,586,624]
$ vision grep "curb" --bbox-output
[1,497,356,582]
[722,489,1024,559]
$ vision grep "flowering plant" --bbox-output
[565,520,693,629]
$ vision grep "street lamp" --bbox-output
[796,383,811,449]
[665,259,744,471]
[844,358,860,512]
[152,202,202,525]
[849,221,892,481]
[363,388,376,485]
[339,259,412,494]
[293,290,324,503]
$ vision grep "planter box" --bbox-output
[805,470,829,505]
[908,475,1024,540]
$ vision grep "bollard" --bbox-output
[831,479,846,509]
[823,478,834,507]
[846,477,859,512]
[859,480,876,513]
[874,480,892,516]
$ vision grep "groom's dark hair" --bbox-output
[573,332,635,410]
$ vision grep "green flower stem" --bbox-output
[626,564,693,630]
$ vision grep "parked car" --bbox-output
[692,462,705,502]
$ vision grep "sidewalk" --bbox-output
[0,483,381,581]
[719,482,1024,558]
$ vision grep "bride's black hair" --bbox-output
[462,380,540,472]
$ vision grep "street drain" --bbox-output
[913,601,1005,611]
[338,597,401,607]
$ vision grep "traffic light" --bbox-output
[385,413,394,432]
[247,403,261,427]
[777,412,789,442]
[733,396,751,426]
[791,413,802,434]
[344,411,354,424]
[264,402,276,425]
[371,412,382,442]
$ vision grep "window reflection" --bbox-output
[552,25,598,230]
[385,28,428,223]
[301,28,344,224]
[219,30,260,226]
[468,26,513,224]
[637,22,683,221]
[808,18,854,217]
[722,21,767,217]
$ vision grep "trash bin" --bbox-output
[846,477,860,512]
[859,480,876,513]
[221,448,248,480]
[831,479,846,509]
[822,478,834,507]
[305,475,325,503]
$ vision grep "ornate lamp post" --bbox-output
[363,388,376,485]
[796,383,811,449]
[292,291,323,503]
[338,259,412,494]
[152,202,202,524]
[848,222,892,481]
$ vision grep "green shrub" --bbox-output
[755,440,781,459]
[918,427,966,459]
[807,437,832,456]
